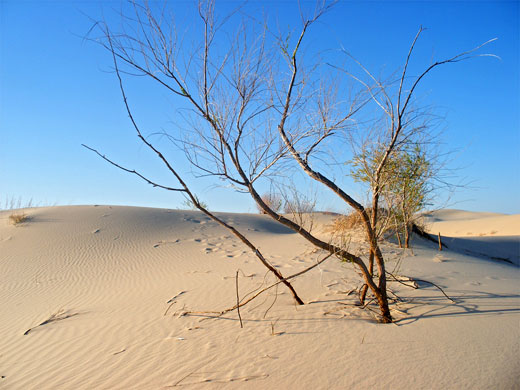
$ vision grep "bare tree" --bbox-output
[84,1,494,323]
[332,26,496,304]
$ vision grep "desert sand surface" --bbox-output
[422,209,520,265]
[1,206,519,389]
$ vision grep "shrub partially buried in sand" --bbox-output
[9,212,30,225]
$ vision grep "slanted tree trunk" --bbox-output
[404,223,411,248]
[396,232,403,248]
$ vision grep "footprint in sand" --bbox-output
[204,247,216,254]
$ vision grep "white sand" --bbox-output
[1,206,519,389]
[423,209,520,265]
[422,209,520,237]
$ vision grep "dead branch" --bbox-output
[236,270,243,328]
[181,251,335,318]
[386,271,455,303]
[24,310,78,335]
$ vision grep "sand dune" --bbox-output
[423,209,520,236]
[1,206,519,389]
[422,209,520,265]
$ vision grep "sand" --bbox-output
[1,206,519,389]
[423,209,520,266]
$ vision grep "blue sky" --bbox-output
[1,0,519,214]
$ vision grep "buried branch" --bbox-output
[386,271,455,303]
[178,252,335,320]
[24,309,79,335]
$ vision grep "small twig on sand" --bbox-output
[236,270,243,328]
[263,284,279,319]
[164,291,188,316]
[167,291,187,304]
[270,318,283,336]
[24,309,78,335]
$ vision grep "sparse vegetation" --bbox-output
[23,309,78,335]
[2,196,33,211]
[2,196,34,226]
[182,196,208,210]
[351,143,435,248]
[258,193,282,214]
[9,212,30,225]
[330,212,363,232]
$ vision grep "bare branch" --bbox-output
[82,144,186,192]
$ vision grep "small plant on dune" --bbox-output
[23,309,78,335]
[328,208,390,235]
[182,196,208,210]
[330,213,363,232]
[257,193,282,214]
[9,212,29,225]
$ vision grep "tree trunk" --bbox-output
[376,290,393,323]
[396,231,403,248]
[404,223,410,248]
[356,206,392,322]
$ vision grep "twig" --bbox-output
[386,271,455,303]
[164,301,176,316]
[236,270,243,328]
[24,310,78,335]
[167,291,187,304]
[263,283,279,318]
[169,361,208,387]
[164,291,188,316]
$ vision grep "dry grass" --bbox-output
[24,309,78,335]
[327,208,392,236]
[257,193,282,214]
[329,212,364,233]
[9,212,30,225]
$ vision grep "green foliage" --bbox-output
[388,146,431,215]
[350,148,390,188]
[350,144,432,245]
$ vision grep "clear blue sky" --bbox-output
[1,0,519,214]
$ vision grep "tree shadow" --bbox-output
[393,290,520,326]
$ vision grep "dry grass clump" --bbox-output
[9,212,30,225]
[330,212,364,232]
[328,208,392,235]
[257,193,282,214]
